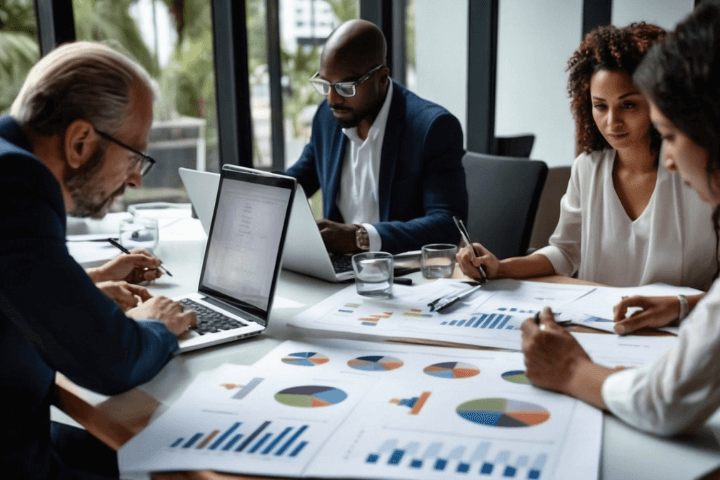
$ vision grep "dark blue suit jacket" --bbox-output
[286,81,468,253]
[0,116,178,479]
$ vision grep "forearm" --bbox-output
[85,266,104,283]
[688,293,705,312]
[496,253,556,279]
[564,359,616,411]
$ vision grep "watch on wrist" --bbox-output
[676,294,690,323]
[355,224,370,251]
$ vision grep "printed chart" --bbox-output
[348,355,404,371]
[274,386,347,408]
[281,352,329,366]
[501,370,530,385]
[423,362,481,379]
[456,398,551,428]
[389,391,432,415]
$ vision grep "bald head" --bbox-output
[321,20,386,74]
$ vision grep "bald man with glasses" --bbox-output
[286,19,468,255]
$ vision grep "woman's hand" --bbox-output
[521,307,592,394]
[612,295,680,335]
[456,242,499,280]
[87,249,163,284]
[96,280,152,311]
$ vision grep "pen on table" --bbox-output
[107,238,173,277]
[534,311,572,327]
[452,216,487,283]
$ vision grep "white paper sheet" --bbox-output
[120,339,603,480]
[288,279,595,350]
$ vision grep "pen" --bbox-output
[534,312,572,327]
[107,238,173,277]
[452,216,487,283]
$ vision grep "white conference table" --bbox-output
[61,214,720,480]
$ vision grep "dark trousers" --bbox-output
[51,422,119,479]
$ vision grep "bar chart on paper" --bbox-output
[438,313,520,330]
[363,436,550,479]
[168,420,312,458]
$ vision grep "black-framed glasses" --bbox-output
[309,64,385,98]
[95,129,155,176]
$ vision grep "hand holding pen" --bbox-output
[106,238,173,281]
[452,216,488,283]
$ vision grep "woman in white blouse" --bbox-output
[457,22,717,333]
[522,1,720,436]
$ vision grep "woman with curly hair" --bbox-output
[458,22,716,333]
[522,1,720,436]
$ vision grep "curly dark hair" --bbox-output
[567,22,666,155]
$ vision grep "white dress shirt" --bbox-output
[602,278,720,435]
[336,81,394,252]
[534,149,716,290]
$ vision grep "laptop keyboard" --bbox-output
[330,253,353,273]
[178,298,247,335]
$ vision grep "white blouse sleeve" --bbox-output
[533,156,584,276]
[602,280,720,436]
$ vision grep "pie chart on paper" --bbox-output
[347,355,404,371]
[423,361,481,379]
[501,370,531,384]
[274,385,347,408]
[456,398,550,427]
[281,352,330,366]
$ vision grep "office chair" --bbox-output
[462,152,548,260]
[494,134,535,158]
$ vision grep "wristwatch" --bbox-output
[676,294,690,323]
[355,225,370,251]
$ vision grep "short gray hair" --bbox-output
[11,41,154,136]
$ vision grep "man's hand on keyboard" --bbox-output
[96,280,150,311]
[126,296,197,336]
[316,218,357,253]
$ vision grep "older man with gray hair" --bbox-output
[1,42,195,479]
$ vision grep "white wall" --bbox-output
[414,0,468,140]
[495,0,582,167]
[612,0,694,30]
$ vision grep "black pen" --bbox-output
[107,238,173,277]
[452,216,487,283]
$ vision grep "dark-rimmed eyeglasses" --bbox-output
[309,64,385,98]
[95,130,155,177]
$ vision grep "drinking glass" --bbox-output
[352,252,393,298]
[119,216,159,252]
[421,243,458,279]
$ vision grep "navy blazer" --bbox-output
[286,81,468,253]
[0,116,178,479]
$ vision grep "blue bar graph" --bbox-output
[440,313,518,330]
[209,422,241,450]
[170,421,311,459]
[364,438,547,478]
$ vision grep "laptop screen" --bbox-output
[198,167,295,320]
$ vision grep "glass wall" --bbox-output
[0,0,40,114]
[72,0,220,209]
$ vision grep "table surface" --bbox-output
[58,215,720,480]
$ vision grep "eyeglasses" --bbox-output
[309,64,385,98]
[95,130,155,176]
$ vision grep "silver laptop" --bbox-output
[180,167,354,282]
[174,165,295,353]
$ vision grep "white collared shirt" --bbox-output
[336,81,394,252]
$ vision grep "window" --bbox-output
[0,0,40,115]
[72,0,219,209]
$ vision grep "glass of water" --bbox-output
[421,244,458,279]
[352,252,393,298]
[119,216,159,252]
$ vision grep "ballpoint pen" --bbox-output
[452,216,487,283]
[107,238,173,277]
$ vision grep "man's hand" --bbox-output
[96,280,151,311]
[87,249,163,284]
[126,296,197,336]
[316,219,358,254]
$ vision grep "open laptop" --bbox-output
[180,167,354,282]
[174,165,295,353]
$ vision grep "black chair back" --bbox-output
[462,152,548,259]
[494,134,535,158]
